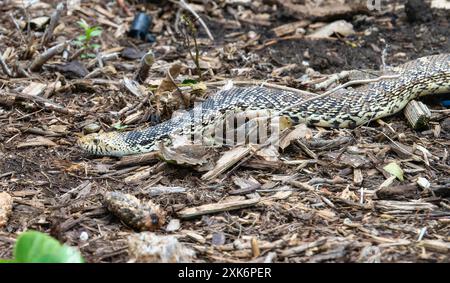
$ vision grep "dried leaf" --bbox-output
[279,123,312,150]
[155,62,182,96]
[158,143,214,166]
[383,162,404,181]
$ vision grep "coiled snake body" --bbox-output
[78,54,450,157]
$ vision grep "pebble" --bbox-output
[84,123,101,134]
[165,219,181,232]
[79,231,89,241]
[417,177,430,189]
[211,232,226,246]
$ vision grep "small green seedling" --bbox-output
[112,122,128,131]
[0,231,84,263]
[74,19,102,58]
[180,14,202,81]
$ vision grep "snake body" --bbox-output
[78,54,450,157]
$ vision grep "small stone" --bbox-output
[211,232,226,246]
[165,219,181,232]
[247,31,258,40]
[295,28,306,35]
[84,123,101,134]
[417,177,430,189]
[79,231,89,241]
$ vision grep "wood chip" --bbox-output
[353,169,363,185]
[178,197,260,219]
[181,230,206,244]
[271,20,310,37]
[418,240,450,253]
[251,237,260,258]
[16,136,58,148]
[375,184,418,200]
[145,186,187,197]
[128,232,195,263]
[201,146,251,180]
[404,100,431,130]
[22,82,47,96]
[280,238,327,257]
[0,192,13,227]
[374,200,437,212]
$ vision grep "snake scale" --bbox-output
[78,54,450,157]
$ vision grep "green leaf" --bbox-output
[81,53,97,59]
[89,29,102,37]
[77,35,87,42]
[77,19,89,31]
[383,162,404,181]
[112,122,128,131]
[0,259,17,263]
[13,231,84,263]
[90,43,101,50]
[180,79,198,86]
[73,40,84,47]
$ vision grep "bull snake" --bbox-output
[78,54,450,157]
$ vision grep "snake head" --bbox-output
[77,132,128,157]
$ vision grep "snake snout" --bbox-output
[77,132,130,157]
[77,133,107,155]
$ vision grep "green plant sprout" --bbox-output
[0,231,84,263]
[74,19,102,59]
[112,122,128,131]
[180,14,202,81]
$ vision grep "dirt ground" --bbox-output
[0,0,449,262]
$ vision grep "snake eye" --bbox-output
[93,138,99,145]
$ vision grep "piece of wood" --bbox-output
[124,166,153,184]
[374,184,418,200]
[145,186,187,197]
[353,169,363,185]
[0,90,76,115]
[404,100,431,130]
[177,197,260,219]
[134,50,154,83]
[29,41,68,71]
[271,20,310,37]
[374,200,437,212]
[201,146,251,181]
[0,52,13,77]
[280,238,327,257]
[22,82,47,96]
[113,152,160,169]
[251,237,260,258]
[0,192,13,227]
[418,240,450,253]
[41,2,64,46]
